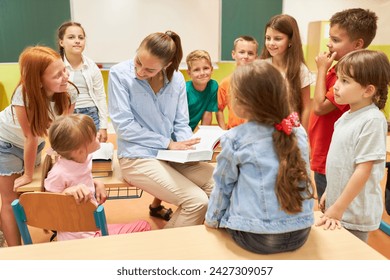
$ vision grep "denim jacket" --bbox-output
[205,121,314,233]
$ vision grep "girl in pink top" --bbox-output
[42,114,151,241]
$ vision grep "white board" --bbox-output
[70,0,220,64]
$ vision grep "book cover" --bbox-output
[156,126,226,163]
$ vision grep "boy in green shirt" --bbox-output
[186,50,224,131]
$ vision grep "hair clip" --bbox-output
[274,112,300,135]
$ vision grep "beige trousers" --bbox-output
[119,158,214,228]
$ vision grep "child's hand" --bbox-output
[94,180,107,204]
[98,129,108,143]
[13,174,33,191]
[315,214,342,230]
[315,51,337,72]
[63,184,93,204]
[315,204,343,230]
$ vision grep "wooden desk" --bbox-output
[16,153,142,199]
[0,212,386,260]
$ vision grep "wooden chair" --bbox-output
[12,192,108,245]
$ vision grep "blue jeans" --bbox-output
[74,106,100,130]
[0,140,45,175]
[314,172,327,203]
[347,229,369,243]
[226,227,311,254]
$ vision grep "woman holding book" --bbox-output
[108,31,215,228]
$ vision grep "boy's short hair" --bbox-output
[186,50,212,70]
[233,35,259,52]
[330,8,378,48]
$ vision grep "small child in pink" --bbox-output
[42,114,151,241]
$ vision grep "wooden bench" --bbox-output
[0,212,386,260]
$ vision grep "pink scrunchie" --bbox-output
[274,112,300,135]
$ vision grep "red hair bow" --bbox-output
[274,112,300,135]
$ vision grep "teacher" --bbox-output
[108,31,214,228]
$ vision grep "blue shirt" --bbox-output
[108,59,193,158]
[206,121,314,234]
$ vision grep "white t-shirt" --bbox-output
[0,86,77,148]
[326,104,386,231]
[264,57,313,88]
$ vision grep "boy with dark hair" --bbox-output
[308,8,378,202]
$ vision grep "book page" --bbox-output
[192,126,226,151]
[92,142,114,161]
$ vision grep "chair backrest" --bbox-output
[12,192,108,245]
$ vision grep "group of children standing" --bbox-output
[0,7,389,255]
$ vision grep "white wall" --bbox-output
[283,0,390,45]
[70,0,220,64]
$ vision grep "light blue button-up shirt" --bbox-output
[206,121,314,234]
[108,59,193,159]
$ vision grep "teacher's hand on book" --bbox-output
[168,138,201,150]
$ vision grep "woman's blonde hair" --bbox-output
[41,114,97,187]
[231,60,314,213]
[12,46,71,137]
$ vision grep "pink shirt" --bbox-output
[44,154,96,240]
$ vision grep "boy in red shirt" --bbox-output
[308,8,378,202]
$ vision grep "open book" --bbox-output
[92,142,114,174]
[156,126,226,163]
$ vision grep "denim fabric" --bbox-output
[346,229,369,243]
[314,172,327,203]
[74,106,100,130]
[206,122,314,234]
[0,140,45,175]
[227,227,311,254]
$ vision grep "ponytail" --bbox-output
[164,31,183,80]
[139,31,183,81]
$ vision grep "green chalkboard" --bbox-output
[221,0,283,61]
[0,0,71,62]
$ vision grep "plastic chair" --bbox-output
[12,192,108,245]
